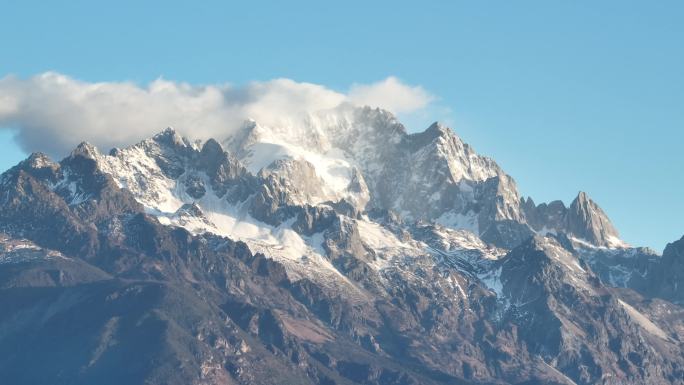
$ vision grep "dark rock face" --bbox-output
[492,237,684,385]
[578,237,684,306]
[565,192,621,247]
[522,192,623,248]
[0,123,682,385]
[647,236,684,304]
[579,247,660,291]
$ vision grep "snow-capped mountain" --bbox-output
[0,106,682,385]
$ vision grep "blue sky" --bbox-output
[0,0,682,250]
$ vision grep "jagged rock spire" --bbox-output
[566,191,623,247]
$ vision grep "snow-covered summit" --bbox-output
[221,106,528,246]
[1,105,630,291]
[41,105,627,255]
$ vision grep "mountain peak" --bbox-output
[70,141,100,159]
[426,121,450,135]
[570,191,599,211]
[567,191,625,248]
[151,126,191,149]
[406,121,456,147]
[23,152,56,169]
[200,138,224,155]
[1,110,681,385]
[576,190,590,203]
[157,126,177,136]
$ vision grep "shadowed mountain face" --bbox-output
[0,106,682,385]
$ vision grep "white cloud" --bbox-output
[348,76,433,114]
[0,72,434,157]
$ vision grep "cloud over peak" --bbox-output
[348,76,433,114]
[0,73,434,157]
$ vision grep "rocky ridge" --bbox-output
[0,106,681,384]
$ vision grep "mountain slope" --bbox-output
[0,106,681,385]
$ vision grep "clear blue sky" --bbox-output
[0,0,682,250]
